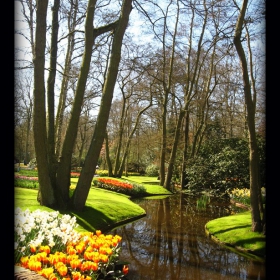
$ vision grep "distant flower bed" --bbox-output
[14,175,39,189]
[226,187,266,207]
[70,172,80,178]
[15,208,129,280]
[93,177,147,197]
[15,175,38,181]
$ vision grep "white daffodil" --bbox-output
[14,208,80,264]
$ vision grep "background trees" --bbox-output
[15,0,265,230]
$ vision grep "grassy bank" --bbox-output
[15,186,148,233]
[14,173,265,261]
[205,211,265,261]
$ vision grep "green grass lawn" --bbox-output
[205,211,265,261]
[113,176,172,195]
[15,186,147,233]
[15,175,173,234]
[14,172,265,261]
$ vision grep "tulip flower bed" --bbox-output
[15,175,39,189]
[70,172,81,178]
[93,177,147,197]
[15,208,129,280]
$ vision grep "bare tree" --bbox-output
[55,0,80,159]
[233,0,264,232]
[15,73,34,163]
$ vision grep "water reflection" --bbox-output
[109,194,265,280]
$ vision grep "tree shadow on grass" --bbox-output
[211,224,249,235]
[60,205,114,233]
[60,205,146,233]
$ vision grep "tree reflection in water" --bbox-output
[109,194,265,280]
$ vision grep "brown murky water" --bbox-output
[109,194,265,280]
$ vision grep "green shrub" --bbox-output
[185,138,251,193]
[14,178,39,189]
[96,169,109,177]
[127,183,147,197]
[145,164,159,177]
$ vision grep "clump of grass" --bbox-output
[196,193,210,210]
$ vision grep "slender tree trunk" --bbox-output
[56,0,97,209]
[77,121,88,168]
[71,0,133,211]
[117,102,152,177]
[47,0,60,197]
[233,0,262,232]
[159,106,167,185]
[179,0,208,190]
[33,0,55,207]
[24,111,32,163]
[159,0,180,187]
[164,110,185,191]
[113,99,127,176]
[180,111,190,188]
[104,131,113,177]
[55,0,78,159]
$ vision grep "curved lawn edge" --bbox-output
[101,213,147,232]
[14,187,147,233]
[204,212,266,263]
[205,226,265,262]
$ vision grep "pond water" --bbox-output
[108,193,266,280]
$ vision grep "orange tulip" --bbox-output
[67,245,76,255]
[57,263,68,277]
[71,271,82,280]
[30,244,37,253]
[38,267,54,278]
[39,245,51,254]
[70,259,82,269]
[28,260,41,272]
[99,254,108,263]
[49,272,59,280]
[20,256,29,268]
[123,264,129,275]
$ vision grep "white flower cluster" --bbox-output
[14,207,81,263]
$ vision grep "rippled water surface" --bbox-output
[108,194,265,280]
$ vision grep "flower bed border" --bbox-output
[14,265,46,280]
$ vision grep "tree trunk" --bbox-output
[33,0,55,207]
[233,0,262,232]
[113,98,127,176]
[104,131,113,177]
[159,1,180,187]
[180,111,190,188]
[71,0,133,211]
[55,0,78,159]
[117,102,152,177]
[164,110,185,191]
[55,0,97,209]
[47,0,60,199]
